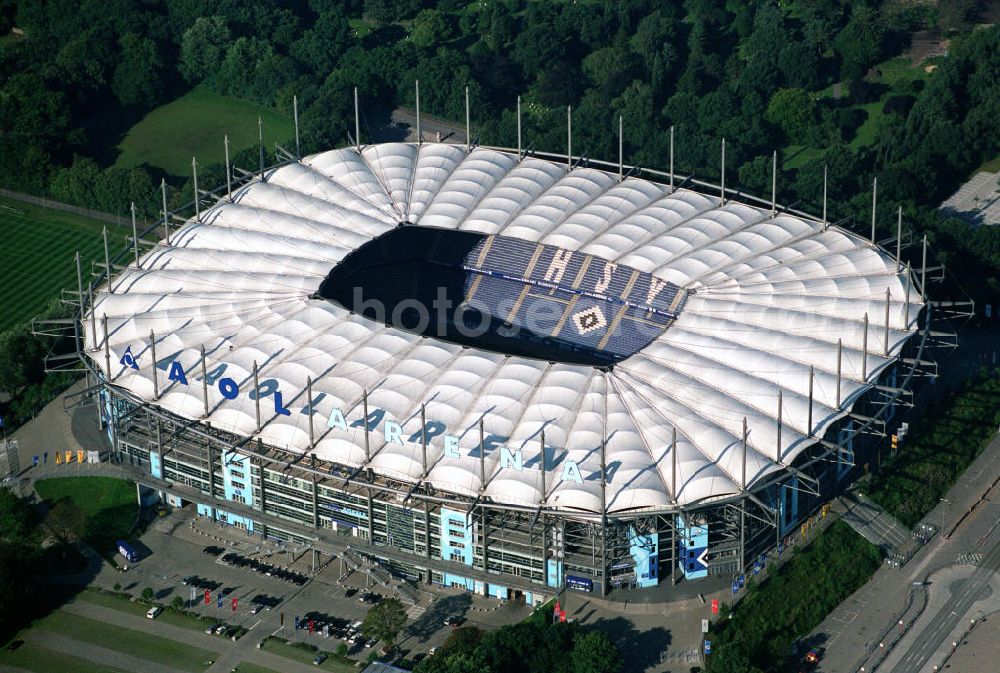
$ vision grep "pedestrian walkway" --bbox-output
[838,490,911,554]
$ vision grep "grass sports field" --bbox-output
[0,197,129,334]
[113,85,295,177]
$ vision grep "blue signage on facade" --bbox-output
[732,580,739,595]
[704,640,711,654]
[119,346,138,369]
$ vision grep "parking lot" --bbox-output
[98,505,531,662]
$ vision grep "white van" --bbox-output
[146,606,163,619]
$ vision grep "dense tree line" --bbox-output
[704,521,881,673]
[413,617,621,673]
[0,488,42,644]
[1,0,997,304]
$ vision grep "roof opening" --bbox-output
[317,226,684,366]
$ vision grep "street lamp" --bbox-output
[939,498,950,532]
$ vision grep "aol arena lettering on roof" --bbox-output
[119,345,592,487]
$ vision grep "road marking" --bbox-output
[247,619,262,631]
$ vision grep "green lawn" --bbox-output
[348,17,372,38]
[33,610,218,673]
[974,153,1000,174]
[113,85,295,177]
[35,477,137,556]
[233,663,284,673]
[0,640,126,673]
[0,197,128,334]
[79,589,215,632]
[259,637,356,672]
[782,144,825,171]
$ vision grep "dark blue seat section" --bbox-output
[462,235,684,361]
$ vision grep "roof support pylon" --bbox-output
[192,157,200,222]
[539,428,546,505]
[161,178,169,244]
[862,312,869,380]
[618,115,624,181]
[479,419,486,492]
[770,150,777,216]
[671,425,678,503]
[354,87,361,151]
[884,287,891,357]
[293,94,301,159]
[720,137,726,204]
[103,314,111,380]
[224,134,232,200]
[566,105,572,170]
[306,376,314,449]
[414,80,421,144]
[669,125,675,193]
[871,176,877,243]
[836,338,843,407]
[252,360,261,432]
[149,329,159,400]
[822,164,828,229]
[807,365,814,436]
[130,202,140,269]
[465,86,471,153]
[258,116,265,179]
[200,345,209,418]
[776,389,782,464]
[102,225,112,294]
[516,95,522,160]
[362,388,370,462]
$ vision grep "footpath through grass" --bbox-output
[114,85,294,177]
[864,370,1000,526]
[0,196,127,333]
[0,640,126,673]
[704,521,881,673]
[35,477,137,557]
[33,610,218,672]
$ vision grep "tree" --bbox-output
[766,88,816,143]
[172,595,185,610]
[0,489,40,644]
[141,587,154,601]
[834,5,887,80]
[572,631,622,673]
[45,499,85,544]
[0,325,47,393]
[112,33,164,108]
[411,9,450,49]
[362,597,407,649]
[180,15,230,83]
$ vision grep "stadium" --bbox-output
[73,134,931,602]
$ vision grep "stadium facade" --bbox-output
[74,140,931,602]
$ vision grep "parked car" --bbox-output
[146,607,163,619]
[443,615,464,627]
[213,624,228,635]
[313,654,327,665]
[250,604,263,615]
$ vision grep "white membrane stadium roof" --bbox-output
[85,143,923,513]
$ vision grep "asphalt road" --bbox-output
[811,431,1000,672]
[889,538,1000,672]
